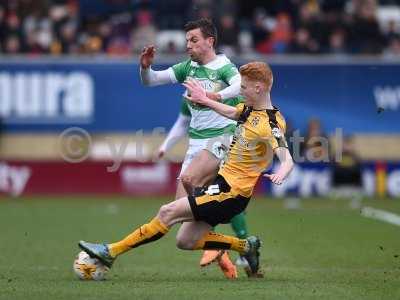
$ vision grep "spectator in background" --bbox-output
[269,13,293,53]
[188,0,215,21]
[154,0,189,29]
[251,9,270,53]
[328,28,347,54]
[4,35,21,54]
[109,13,133,41]
[131,9,156,54]
[98,21,112,52]
[349,0,384,54]
[58,22,79,54]
[107,36,131,56]
[384,35,400,57]
[217,14,239,56]
[79,16,104,55]
[83,35,103,54]
[50,1,79,54]
[289,27,319,54]
[302,118,329,162]
[320,0,346,14]
[24,30,45,55]
[383,19,399,43]
[5,13,22,45]
[331,135,363,203]
[295,2,322,50]
[0,0,400,56]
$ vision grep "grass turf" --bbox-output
[0,196,399,300]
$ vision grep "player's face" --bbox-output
[186,28,213,63]
[240,76,259,106]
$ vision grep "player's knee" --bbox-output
[176,235,196,250]
[180,173,194,187]
[181,173,201,188]
[157,203,176,225]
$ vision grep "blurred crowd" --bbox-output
[0,0,400,56]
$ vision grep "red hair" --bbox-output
[239,62,273,88]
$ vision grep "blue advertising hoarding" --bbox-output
[263,161,400,198]
[0,59,399,134]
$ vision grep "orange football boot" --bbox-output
[217,251,238,279]
[199,250,223,267]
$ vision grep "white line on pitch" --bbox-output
[361,206,400,227]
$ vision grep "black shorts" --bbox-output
[188,175,250,227]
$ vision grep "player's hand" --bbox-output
[157,149,165,159]
[183,79,208,105]
[140,45,156,69]
[206,92,222,101]
[152,148,165,162]
[263,173,284,185]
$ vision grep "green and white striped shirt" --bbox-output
[169,54,243,139]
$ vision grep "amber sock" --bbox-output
[194,232,248,255]
[108,217,169,257]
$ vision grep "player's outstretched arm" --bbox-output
[264,147,294,185]
[156,114,190,159]
[206,74,241,101]
[183,79,239,120]
[140,45,175,86]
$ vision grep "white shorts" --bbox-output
[179,134,232,177]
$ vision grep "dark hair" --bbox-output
[184,18,217,48]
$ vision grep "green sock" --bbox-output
[230,212,248,239]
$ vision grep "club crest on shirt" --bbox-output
[209,71,217,81]
[251,116,260,127]
[235,125,244,137]
[234,125,250,148]
[272,127,282,138]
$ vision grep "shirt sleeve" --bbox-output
[140,67,177,86]
[180,100,191,117]
[219,63,240,85]
[171,59,191,83]
[218,74,241,100]
[266,125,288,149]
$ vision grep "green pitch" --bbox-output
[0,196,399,300]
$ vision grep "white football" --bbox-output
[73,251,109,280]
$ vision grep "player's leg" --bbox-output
[230,212,248,239]
[78,196,195,267]
[180,149,219,195]
[185,175,262,276]
[175,145,194,199]
[173,217,259,273]
[230,212,250,267]
[177,138,226,267]
[176,145,225,267]
[179,149,224,265]
[176,221,212,249]
[79,183,261,276]
[175,222,261,277]
[174,147,226,268]
[175,179,187,199]
[176,221,238,279]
